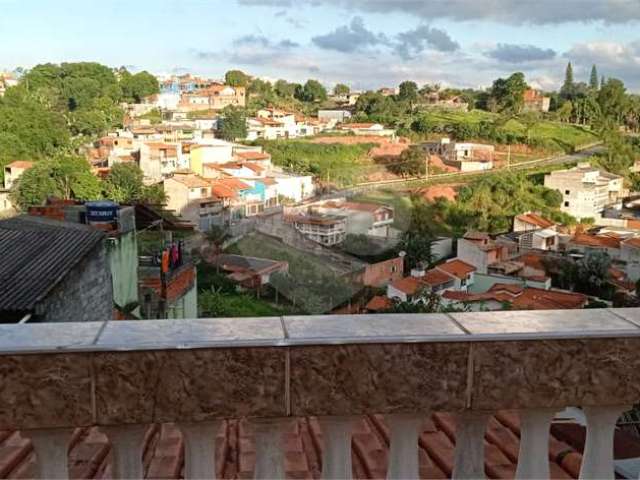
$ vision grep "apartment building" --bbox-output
[544,163,625,220]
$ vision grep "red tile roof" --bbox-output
[389,276,422,295]
[4,411,630,479]
[423,269,455,286]
[365,295,393,311]
[5,161,34,170]
[623,237,640,249]
[236,151,271,161]
[436,260,476,280]
[571,233,621,249]
[516,212,555,229]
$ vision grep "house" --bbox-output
[290,214,347,246]
[443,283,587,311]
[568,233,622,259]
[457,231,509,274]
[29,199,140,316]
[435,259,477,292]
[386,259,476,303]
[339,123,396,138]
[179,84,246,112]
[318,109,352,125]
[378,87,397,96]
[271,170,315,202]
[422,92,469,111]
[499,228,559,252]
[523,88,551,112]
[514,212,556,232]
[210,254,289,290]
[4,161,34,189]
[423,138,494,172]
[189,140,235,176]
[164,172,227,230]
[314,201,395,238]
[0,215,112,322]
[356,257,404,287]
[544,163,625,221]
[139,142,180,182]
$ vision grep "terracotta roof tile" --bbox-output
[571,233,621,249]
[436,259,476,280]
[365,295,393,311]
[516,212,555,229]
[389,276,422,295]
[5,161,34,170]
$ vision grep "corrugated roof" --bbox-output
[0,216,105,312]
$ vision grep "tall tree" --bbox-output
[560,62,575,99]
[589,64,599,90]
[490,72,528,114]
[398,81,419,109]
[295,80,328,103]
[224,70,250,88]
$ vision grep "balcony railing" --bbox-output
[2,309,640,479]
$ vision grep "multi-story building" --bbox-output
[179,84,246,112]
[523,88,551,112]
[291,214,347,246]
[544,163,625,220]
[314,201,395,238]
[139,142,181,183]
[3,161,33,190]
[164,172,227,230]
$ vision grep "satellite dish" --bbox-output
[399,251,406,258]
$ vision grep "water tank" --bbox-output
[85,201,119,225]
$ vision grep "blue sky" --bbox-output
[1,0,639,91]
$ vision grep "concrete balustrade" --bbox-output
[2,309,640,479]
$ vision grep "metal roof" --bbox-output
[0,216,105,312]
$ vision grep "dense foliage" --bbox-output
[219,105,248,141]
[414,171,576,236]
[258,140,374,186]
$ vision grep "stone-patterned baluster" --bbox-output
[103,424,148,479]
[579,406,629,480]
[452,411,490,480]
[515,408,556,479]
[24,428,72,479]
[319,416,355,480]
[386,414,424,480]
[180,421,222,479]
[252,418,289,480]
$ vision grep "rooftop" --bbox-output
[0,216,104,313]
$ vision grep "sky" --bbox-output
[1,0,640,92]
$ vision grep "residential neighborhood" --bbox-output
[3,1,640,478]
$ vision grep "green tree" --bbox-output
[224,70,250,87]
[295,80,327,103]
[399,199,435,269]
[333,83,350,96]
[598,78,628,123]
[219,106,247,141]
[11,156,101,209]
[590,64,599,90]
[560,62,575,99]
[392,146,425,178]
[103,163,144,202]
[274,79,298,98]
[398,81,419,108]
[120,71,159,103]
[490,72,528,113]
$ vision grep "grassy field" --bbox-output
[422,109,598,152]
[260,140,374,187]
[225,232,336,278]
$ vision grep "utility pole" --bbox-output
[507,144,511,170]
[425,153,430,181]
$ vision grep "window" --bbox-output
[565,190,570,195]
[564,201,570,207]
[201,188,207,196]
